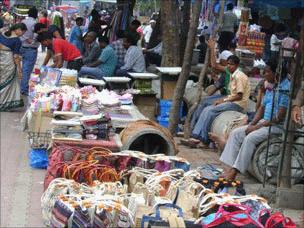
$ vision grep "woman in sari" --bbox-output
[0,23,27,111]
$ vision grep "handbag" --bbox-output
[141,203,201,228]
[203,203,263,228]
[260,210,297,228]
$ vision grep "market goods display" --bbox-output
[246,31,266,56]
[42,159,296,228]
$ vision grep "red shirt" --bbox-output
[39,17,50,27]
[52,38,81,61]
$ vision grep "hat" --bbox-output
[219,50,233,60]
[149,19,156,24]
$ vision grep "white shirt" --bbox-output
[20,17,40,48]
[143,25,153,43]
[270,34,281,52]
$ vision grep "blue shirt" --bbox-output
[0,34,22,54]
[98,45,117,76]
[262,78,290,121]
[69,26,83,53]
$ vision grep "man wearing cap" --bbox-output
[143,20,156,47]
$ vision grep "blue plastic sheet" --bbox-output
[29,149,48,169]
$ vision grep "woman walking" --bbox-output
[0,23,27,111]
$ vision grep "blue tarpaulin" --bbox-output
[252,0,304,8]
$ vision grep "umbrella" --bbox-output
[55,5,79,14]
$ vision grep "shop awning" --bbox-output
[95,0,117,3]
[252,0,304,8]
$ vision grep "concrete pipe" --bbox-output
[120,120,178,155]
[248,136,304,185]
[210,111,248,139]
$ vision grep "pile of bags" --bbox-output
[42,147,297,227]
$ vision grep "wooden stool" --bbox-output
[103,77,131,91]
[78,78,106,91]
[127,72,158,94]
[156,67,182,100]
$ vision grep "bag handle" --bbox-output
[155,203,183,219]
[265,212,290,228]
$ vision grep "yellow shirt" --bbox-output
[228,69,250,110]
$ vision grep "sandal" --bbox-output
[180,139,199,148]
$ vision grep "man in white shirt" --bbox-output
[116,32,146,76]
[20,7,39,95]
[143,20,156,47]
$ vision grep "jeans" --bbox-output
[78,66,105,80]
[192,102,244,144]
[20,47,38,94]
[190,94,224,130]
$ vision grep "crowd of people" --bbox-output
[0,6,160,111]
[0,3,302,182]
[180,2,301,181]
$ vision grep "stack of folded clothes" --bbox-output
[80,113,112,140]
[51,112,83,141]
[81,97,100,115]
[52,119,83,141]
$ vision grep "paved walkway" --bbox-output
[1,111,45,227]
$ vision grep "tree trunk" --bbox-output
[183,0,224,139]
[180,0,191,63]
[278,16,304,188]
[168,0,203,134]
[184,49,210,138]
[161,0,180,66]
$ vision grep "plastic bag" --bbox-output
[29,149,48,169]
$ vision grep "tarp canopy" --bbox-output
[95,0,117,3]
[252,0,304,8]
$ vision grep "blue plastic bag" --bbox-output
[29,149,48,169]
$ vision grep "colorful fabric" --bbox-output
[71,206,92,228]
[98,45,117,76]
[228,69,250,110]
[50,200,74,227]
[262,78,290,121]
[0,45,24,111]
[0,33,22,54]
[111,39,126,66]
[52,38,81,62]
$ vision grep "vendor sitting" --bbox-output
[82,31,101,65]
[116,32,146,76]
[78,36,117,79]
[219,62,290,180]
[185,54,250,148]
[37,32,83,71]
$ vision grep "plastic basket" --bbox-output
[28,131,52,149]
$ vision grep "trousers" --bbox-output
[78,66,105,80]
[20,47,38,94]
[192,102,243,144]
[220,123,282,173]
[190,94,224,130]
